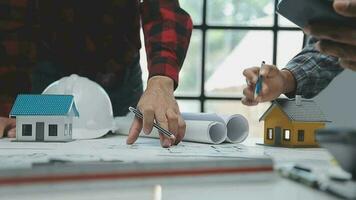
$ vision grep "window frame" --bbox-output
[48,124,58,136]
[22,124,32,136]
[298,130,305,142]
[175,0,304,112]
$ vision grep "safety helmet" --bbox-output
[43,74,114,139]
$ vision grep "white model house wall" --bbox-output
[16,116,73,142]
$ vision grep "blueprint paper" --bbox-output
[0,135,264,170]
[114,112,249,144]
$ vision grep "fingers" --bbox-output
[155,111,174,148]
[175,115,186,145]
[242,85,259,106]
[0,118,6,138]
[243,67,260,85]
[334,0,356,17]
[316,40,356,61]
[242,97,259,106]
[256,82,270,102]
[339,59,356,71]
[304,23,356,46]
[7,128,16,138]
[0,117,16,138]
[126,116,143,144]
[166,108,178,138]
[260,65,279,78]
[142,106,154,134]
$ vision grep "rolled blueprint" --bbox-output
[113,112,249,144]
[182,113,249,143]
[113,113,227,144]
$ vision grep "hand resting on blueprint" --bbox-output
[0,117,16,138]
[304,0,356,70]
[242,65,296,106]
[127,76,186,148]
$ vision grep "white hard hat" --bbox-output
[43,74,114,139]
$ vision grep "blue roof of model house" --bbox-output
[10,94,79,117]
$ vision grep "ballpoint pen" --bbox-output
[129,107,176,140]
[254,61,265,99]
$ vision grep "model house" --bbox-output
[259,96,329,148]
[10,94,79,142]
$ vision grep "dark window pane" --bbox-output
[49,124,58,136]
[298,130,305,142]
[22,124,32,136]
[207,0,274,26]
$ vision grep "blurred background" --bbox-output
[140,0,305,137]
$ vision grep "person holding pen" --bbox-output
[242,0,356,104]
[0,0,192,147]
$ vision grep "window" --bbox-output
[69,123,72,136]
[139,1,304,137]
[283,129,291,141]
[22,124,32,136]
[48,124,58,136]
[298,130,305,142]
[64,124,68,136]
[267,128,273,140]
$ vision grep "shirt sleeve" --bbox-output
[141,0,193,89]
[284,37,344,99]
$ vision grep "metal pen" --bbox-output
[128,107,176,140]
[254,61,265,99]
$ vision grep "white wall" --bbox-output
[313,70,356,128]
[16,116,72,142]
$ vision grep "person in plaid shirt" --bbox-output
[242,0,356,106]
[0,0,193,148]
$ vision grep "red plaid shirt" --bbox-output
[0,0,193,116]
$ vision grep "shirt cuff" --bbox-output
[148,57,179,90]
[283,63,309,98]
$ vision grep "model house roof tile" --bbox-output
[10,94,79,117]
[260,98,329,122]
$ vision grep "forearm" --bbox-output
[284,37,344,98]
[141,0,193,89]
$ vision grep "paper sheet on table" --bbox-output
[0,135,265,170]
[113,112,249,144]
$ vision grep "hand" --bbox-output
[126,76,186,148]
[242,65,296,106]
[304,0,356,70]
[0,117,16,138]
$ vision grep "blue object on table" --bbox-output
[254,61,265,99]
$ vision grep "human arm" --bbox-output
[242,37,343,106]
[127,0,193,147]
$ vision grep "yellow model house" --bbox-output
[259,96,329,148]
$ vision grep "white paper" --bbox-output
[182,113,249,143]
[114,112,249,144]
[0,135,265,170]
[114,113,227,144]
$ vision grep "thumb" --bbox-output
[260,65,279,78]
